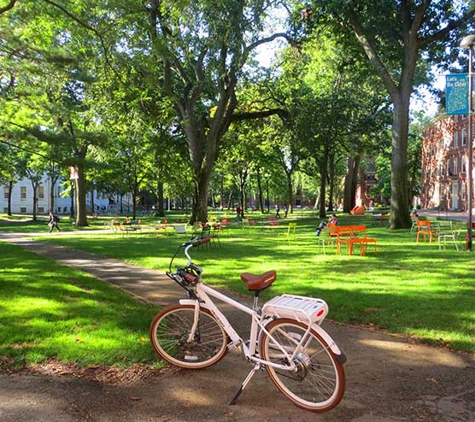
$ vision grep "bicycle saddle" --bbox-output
[240,270,277,291]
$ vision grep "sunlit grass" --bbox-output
[0,242,160,369]
[32,213,475,354]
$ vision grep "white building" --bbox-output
[1,176,122,215]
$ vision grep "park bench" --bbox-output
[335,225,377,256]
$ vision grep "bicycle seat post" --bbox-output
[252,291,260,311]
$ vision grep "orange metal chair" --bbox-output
[416,220,437,243]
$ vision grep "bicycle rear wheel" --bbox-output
[259,318,345,412]
[150,304,228,369]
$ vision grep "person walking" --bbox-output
[283,204,289,218]
[48,211,61,233]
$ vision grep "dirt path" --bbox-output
[1,232,474,422]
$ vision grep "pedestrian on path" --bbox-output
[48,211,61,233]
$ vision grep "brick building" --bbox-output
[421,114,473,211]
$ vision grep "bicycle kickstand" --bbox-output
[229,364,262,405]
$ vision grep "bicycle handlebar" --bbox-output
[168,237,211,274]
[183,237,210,263]
[186,237,210,247]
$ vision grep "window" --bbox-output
[57,207,62,213]
[447,159,452,176]
[462,183,466,201]
[20,186,27,199]
[462,129,467,146]
[20,207,26,213]
[462,156,467,173]
[453,157,458,175]
[38,207,44,213]
[3,208,7,213]
[38,186,44,199]
[3,186,9,199]
[454,131,459,148]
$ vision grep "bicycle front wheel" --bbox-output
[150,304,228,369]
[259,318,345,412]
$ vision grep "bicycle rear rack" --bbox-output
[262,294,329,325]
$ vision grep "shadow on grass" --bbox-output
[0,242,158,367]
[5,214,475,354]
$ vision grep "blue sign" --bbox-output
[446,74,469,115]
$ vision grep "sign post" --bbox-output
[446,70,472,250]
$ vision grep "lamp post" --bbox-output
[460,35,475,251]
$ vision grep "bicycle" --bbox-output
[149,237,346,412]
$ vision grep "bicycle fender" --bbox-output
[312,324,345,359]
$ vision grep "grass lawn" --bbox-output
[0,241,160,370]
[1,211,474,370]
[29,213,475,355]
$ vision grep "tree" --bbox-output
[100,0,291,223]
[0,140,18,215]
[307,0,475,228]
[0,1,109,225]
[277,31,391,216]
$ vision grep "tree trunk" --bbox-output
[157,180,165,217]
[239,187,245,218]
[286,171,294,215]
[90,186,95,214]
[343,155,360,213]
[318,144,329,219]
[390,98,412,229]
[70,182,75,218]
[31,183,38,221]
[49,177,55,213]
[75,163,88,226]
[129,185,138,220]
[343,157,354,213]
[351,155,360,208]
[7,180,12,216]
[328,153,336,212]
[191,167,211,223]
[220,176,224,209]
[256,168,264,213]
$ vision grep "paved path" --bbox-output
[1,232,474,422]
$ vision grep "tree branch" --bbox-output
[41,0,122,82]
[346,10,399,99]
[231,108,289,123]
[0,0,17,15]
[418,8,475,48]
[245,32,296,55]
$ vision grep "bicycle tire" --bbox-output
[150,304,228,369]
[259,318,345,412]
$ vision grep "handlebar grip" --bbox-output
[186,237,211,248]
